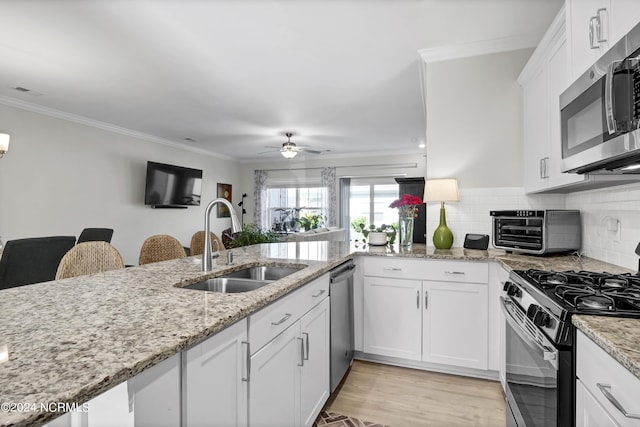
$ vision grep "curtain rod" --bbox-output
[259,162,418,172]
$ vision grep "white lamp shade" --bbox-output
[423,178,459,203]
[0,133,9,153]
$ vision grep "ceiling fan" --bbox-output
[262,132,330,159]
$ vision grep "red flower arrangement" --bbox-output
[389,194,423,218]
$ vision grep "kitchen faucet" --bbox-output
[202,198,242,271]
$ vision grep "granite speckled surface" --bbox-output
[572,315,640,380]
[0,241,635,426]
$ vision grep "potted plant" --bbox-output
[352,223,397,245]
[227,224,281,248]
[300,212,325,231]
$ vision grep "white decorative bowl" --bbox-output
[368,232,388,246]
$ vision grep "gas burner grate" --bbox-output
[519,269,640,315]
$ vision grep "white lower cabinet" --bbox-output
[362,257,490,372]
[250,320,301,426]
[249,297,330,427]
[299,298,330,427]
[576,379,620,426]
[576,330,640,427]
[363,276,422,360]
[422,280,488,370]
[183,319,248,427]
[248,273,330,427]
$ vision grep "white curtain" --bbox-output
[321,167,337,226]
[339,177,351,240]
[253,170,268,229]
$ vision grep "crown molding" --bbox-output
[418,33,543,64]
[0,95,234,161]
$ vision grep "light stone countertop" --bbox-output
[0,241,635,426]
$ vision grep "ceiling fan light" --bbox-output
[281,149,297,159]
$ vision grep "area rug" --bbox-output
[314,411,390,427]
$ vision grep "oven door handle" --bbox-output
[501,297,559,370]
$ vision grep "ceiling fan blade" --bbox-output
[299,148,330,154]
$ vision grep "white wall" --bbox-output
[0,104,241,265]
[425,48,533,188]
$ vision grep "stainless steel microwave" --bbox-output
[560,21,640,174]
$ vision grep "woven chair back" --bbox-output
[138,235,186,265]
[55,241,125,280]
[190,231,225,257]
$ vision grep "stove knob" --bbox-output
[505,283,521,297]
[533,310,551,328]
[527,305,551,327]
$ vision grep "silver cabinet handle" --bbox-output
[297,337,305,366]
[271,313,292,326]
[383,267,402,271]
[589,16,599,49]
[416,290,419,309]
[241,341,250,382]
[312,289,326,298]
[596,8,607,43]
[302,332,309,360]
[539,158,545,179]
[444,271,466,275]
[597,383,640,419]
[425,291,428,310]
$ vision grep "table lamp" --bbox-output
[424,178,459,249]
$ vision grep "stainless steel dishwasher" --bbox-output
[329,260,356,392]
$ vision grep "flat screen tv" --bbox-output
[144,161,203,207]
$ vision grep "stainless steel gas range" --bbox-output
[502,269,640,427]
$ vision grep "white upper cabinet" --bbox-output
[520,6,586,193]
[566,0,611,80]
[567,0,640,81]
[610,0,640,44]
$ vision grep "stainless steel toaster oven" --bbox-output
[489,210,581,255]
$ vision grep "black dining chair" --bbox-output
[0,236,76,290]
[77,228,114,244]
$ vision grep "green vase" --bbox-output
[432,205,453,249]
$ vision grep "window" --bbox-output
[267,186,327,232]
[348,178,399,232]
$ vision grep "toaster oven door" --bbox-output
[493,216,543,252]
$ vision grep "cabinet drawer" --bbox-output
[363,257,425,279]
[577,331,640,426]
[423,260,488,284]
[249,274,329,353]
[363,257,488,283]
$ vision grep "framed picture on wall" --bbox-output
[217,183,232,217]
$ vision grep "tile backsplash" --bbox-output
[426,184,640,270]
[425,187,565,253]
[565,182,640,271]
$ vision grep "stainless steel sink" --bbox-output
[222,265,304,281]
[184,277,273,293]
[183,265,305,293]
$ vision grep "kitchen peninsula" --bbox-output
[1,241,639,427]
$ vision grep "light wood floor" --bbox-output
[327,360,506,427]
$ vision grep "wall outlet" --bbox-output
[604,217,621,243]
